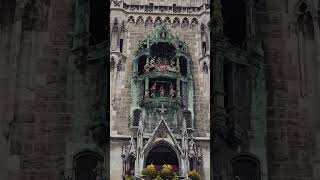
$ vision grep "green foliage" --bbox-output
[124,175,134,180]
[142,164,158,178]
[160,164,173,177]
[188,169,201,180]
[172,172,178,180]
[153,175,163,180]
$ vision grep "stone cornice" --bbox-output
[111,1,210,16]
[110,134,210,141]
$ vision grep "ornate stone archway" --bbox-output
[144,141,180,171]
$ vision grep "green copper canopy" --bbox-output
[136,23,190,56]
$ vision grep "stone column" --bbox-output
[213,51,225,131]
[145,76,149,98]
[176,57,181,98]
[249,67,268,180]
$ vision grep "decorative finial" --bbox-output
[159,104,167,120]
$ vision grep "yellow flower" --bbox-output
[188,169,201,180]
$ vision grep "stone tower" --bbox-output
[1,0,320,180]
[110,0,210,179]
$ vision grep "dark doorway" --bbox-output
[74,151,104,180]
[145,143,179,169]
[232,155,261,180]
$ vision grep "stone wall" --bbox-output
[0,0,75,179]
[259,0,320,179]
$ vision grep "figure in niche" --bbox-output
[202,61,208,74]
[157,57,167,72]
[156,57,161,65]
[197,146,202,160]
[170,58,176,67]
[144,61,150,72]
[161,32,166,38]
[150,82,157,97]
[160,85,165,97]
[164,58,169,65]
[188,139,195,158]
[169,84,176,98]
[183,42,189,53]
[150,56,156,70]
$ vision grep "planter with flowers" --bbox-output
[141,164,179,180]
[124,175,134,180]
[187,169,201,180]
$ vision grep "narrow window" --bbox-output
[202,42,207,55]
[119,39,124,53]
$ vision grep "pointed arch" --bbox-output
[73,150,104,180]
[231,154,261,180]
[191,18,199,29]
[164,17,171,25]
[145,16,153,26]
[127,15,135,23]
[136,16,144,26]
[172,17,180,28]
[290,0,317,97]
[181,17,190,28]
[155,16,162,26]
[144,140,181,169]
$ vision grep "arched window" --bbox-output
[232,154,261,180]
[182,110,192,128]
[164,17,171,25]
[172,17,180,28]
[191,18,199,29]
[181,18,190,29]
[74,151,104,180]
[155,17,162,26]
[291,1,316,97]
[145,16,153,27]
[132,109,142,126]
[128,16,135,23]
[136,16,144,26]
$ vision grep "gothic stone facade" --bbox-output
[1,0,320,180]
[110,0,210,179]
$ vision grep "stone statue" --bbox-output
[144,62,150,72]
[188,139,195,158]
[150,56,156,69]
[138,113,144,131]
[160,85,165,97]
[169,83,176,98]
[150,82,156,97]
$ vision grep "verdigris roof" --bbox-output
[136,23,190,56]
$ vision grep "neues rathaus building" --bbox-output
[1,0,320,180]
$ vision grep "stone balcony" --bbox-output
[111,0,210,15]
